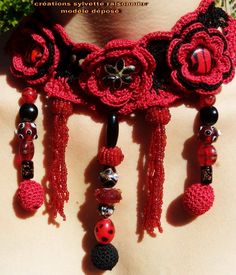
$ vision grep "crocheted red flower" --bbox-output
[168,22,235,95]
[10,22,68,85]
[79,39,162,114]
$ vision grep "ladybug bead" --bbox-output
[94,219,115,245]
[17,122,38,141]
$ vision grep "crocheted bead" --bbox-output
[94,219,115,244]
[146,107,171,125]
[182,183,214,216]
[91,243,119,270]
[97,147,124,167]
[95,188,122,204]
[22,87,38,104]
[51,99,73,116]
[17,180,44,211]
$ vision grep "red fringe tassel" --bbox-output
[143,107,171,236]
[48,98,73,220]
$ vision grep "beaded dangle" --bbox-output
[183,95,219,215]
[91,112,123,270]
[16,87,44,212]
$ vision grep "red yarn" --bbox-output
[143,107,171,236]
[48,98,73,220]
[17,180,44,211]
[183,183,214,216]
[97,146,124,167]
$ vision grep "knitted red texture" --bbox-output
[183,183,214,216]
[97,147,124,167]
[48,98,73,220]
[143,107,171,236]
[17,180,44,211]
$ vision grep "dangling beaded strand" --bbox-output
[91,112,123,270]
[16,87,44,211]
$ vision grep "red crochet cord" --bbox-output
[143,107,171,236]
[48,98,73,220]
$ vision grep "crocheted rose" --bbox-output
[168,22,235,95]
[79,39,161,114]
[10,22,64,85]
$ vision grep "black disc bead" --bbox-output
[200,106,218,126]
[106,112,119,148]
[91,243,119,270]
[19,103,38,122]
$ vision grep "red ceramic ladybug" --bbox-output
[17,122,38,141]
[198,126,220,144]
[94,219,115,244]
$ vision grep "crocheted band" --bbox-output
[10,0,236,115]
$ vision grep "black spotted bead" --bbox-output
[200,106,218,126]
[19,103,38,122]
[201,166,212,184]
[106,113,119,148]
[91,243,119,270]
[21,160,34,179]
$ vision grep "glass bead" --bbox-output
[94,219,115,244]
[201,166,213,184]
[95,188,122,204]
[197,144,217,166]
[98,204,114,218]
[22,88,38,104]
[190,47,212,75]
[99,167,118,188]
[107,113,119,148]
[200,106,219,126]
[17,121,38,141]
[21,160,34,179]
[198,126,219,144]
[199,95,216,108]
[19,104,38,122]
[30,46,42,63]
[19,141,35,161]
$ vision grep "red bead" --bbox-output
[22,88,38,103]
[95,188,122,204]
[199,95,216,108]
[198,126,219,144]
[30,46,42,63]
[19,141,35,161]
[17,121,38,141]
[94,219,115,244]
[197,144,217,166]
[191,47,212,75]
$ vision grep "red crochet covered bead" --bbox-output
[17,180,44,211]
[182,183,214,216]
[97,146,124,166]
[146,107,171,125]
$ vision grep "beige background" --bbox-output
[0,0,236,274]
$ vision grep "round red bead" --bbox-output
[191,47,212,75]
[199,95,216,108]
[94,219,115,244]
[197,144,217,166]
[22,88,38,104]
[198,126,219,144]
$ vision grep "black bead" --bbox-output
[21,160,34,179]
[106,113,119,148]
[19,104,38,122]
[201,166,212,184]
[200,106,218,126]
[91,243,119,270]
[99,167,118,188]
[98,204,114,218]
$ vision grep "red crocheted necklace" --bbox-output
[9,0,236,270]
